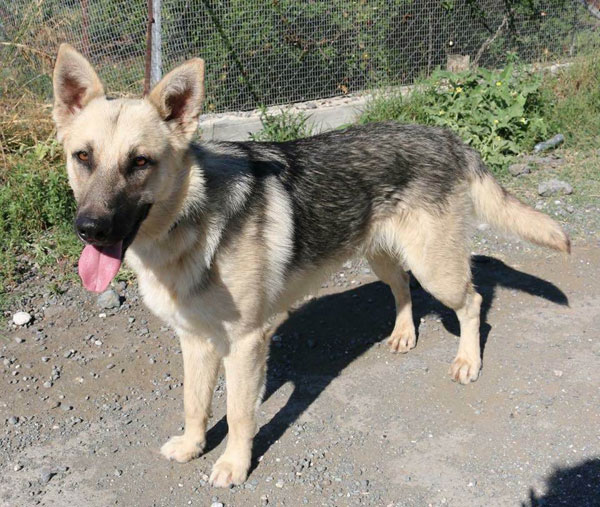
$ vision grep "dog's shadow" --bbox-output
[204,255,568,472]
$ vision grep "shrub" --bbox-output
[0,144,78,291]
[360,62,551,172]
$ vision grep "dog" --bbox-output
[52,43,569,487]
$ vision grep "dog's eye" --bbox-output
[133,156,148,167]
[76,151,89,162]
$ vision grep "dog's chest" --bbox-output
[127,252,237,339]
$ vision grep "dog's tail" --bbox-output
[468,154,570,254]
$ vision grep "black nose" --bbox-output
[75,215,112,243]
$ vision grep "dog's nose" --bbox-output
[75,215,112,243]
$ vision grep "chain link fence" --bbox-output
[2,1,600,113]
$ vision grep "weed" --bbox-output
[0,144,78,293]
[542,55,600,149]
[250,107,313,142]
[360,62,550,172]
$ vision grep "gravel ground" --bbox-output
[1,157,600,507]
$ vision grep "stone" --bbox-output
[12,312,32,326]
[538,179,573,197]
[39,469,56,484]
[97,289,120,309]
[508,163,531,176]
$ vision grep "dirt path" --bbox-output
[1,234,599,507]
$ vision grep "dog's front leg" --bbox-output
[161,332,221,462]
[209,330,268,487]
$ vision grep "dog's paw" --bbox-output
[209,456,249,488]
[387,328,416,353]
[449,355,481,384]
[160,435,204,463]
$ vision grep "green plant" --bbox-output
[0,143,79,292]
[361,62,550,172]
[542,54,600,149]
[250,106,313,142]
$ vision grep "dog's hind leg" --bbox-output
[209,329,269,488]
[367,251,416,353]
[392,207,483,384]
[161,332,221,462]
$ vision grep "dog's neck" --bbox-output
[126,143,248,278]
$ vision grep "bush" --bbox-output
[360,62,551,172]
[0,144,78,291]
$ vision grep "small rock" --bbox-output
[8,415,19,425]
[106,363,115,370]
[39,469,56,484]
[533,134,564,152]
[12,312,32,326]
[210,503,223,507]
[508,163,531,176]
[114,469,123,477]
[13,464,23,472]
[14,337,25,344]
[97,289,120,309]
[553,370,563,377]
[538,179,573,197]
[61,404,73,412]
[41,357,50,363]
[43,381,53,388]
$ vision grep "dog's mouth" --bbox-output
[78,204,152,293]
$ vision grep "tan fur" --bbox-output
[470,172,571,254]
[53,44,570,488]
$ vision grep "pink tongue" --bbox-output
[78,242,123,293]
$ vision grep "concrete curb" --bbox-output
[198,94,375,141]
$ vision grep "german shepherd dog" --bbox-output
[52,44,569,487]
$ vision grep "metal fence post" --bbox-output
[143,0,153,96]
[151,0,162,87]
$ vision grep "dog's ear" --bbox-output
[53,43,105,140]
[147,59,205,141]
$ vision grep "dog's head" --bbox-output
[52,43,204,292]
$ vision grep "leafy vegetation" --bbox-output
[250,107,313,142]
[0,146,78,294]
[360,61,552,172]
